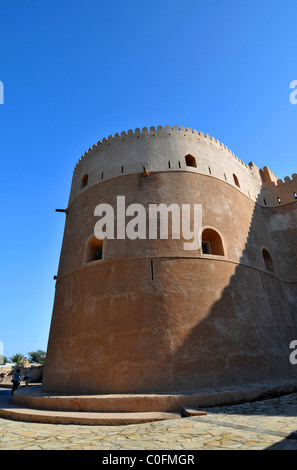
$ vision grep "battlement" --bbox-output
[74,125,251,172]
[267,173,297,187]
[260,172,297,206]
[68,125,297,208]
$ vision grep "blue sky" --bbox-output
[0,0,297,359]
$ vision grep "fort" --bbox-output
[41,124,297,394]
[10,125,297,421]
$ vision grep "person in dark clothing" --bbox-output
[11,368,21,395]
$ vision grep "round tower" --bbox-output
[42,125,297,395]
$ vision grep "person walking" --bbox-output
[24,372,31,387]
[11,368,21,395]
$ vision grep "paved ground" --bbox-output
[0,388,297,450]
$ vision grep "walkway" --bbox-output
[0,388,297,450]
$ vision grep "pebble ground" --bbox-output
[1,389,297,450]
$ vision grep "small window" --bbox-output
[224,173,227,181]
[277,196,281,204]
[168,161,171,169]
[262,249,275,273]
[208,167,212,174]
[86,236,103,263]
[293,192,297,200]
[202,229,224,256]
[178,160,181,168]
[233,174,240,188]
[185,154,197,168]
[81,174,88,189]
[263,198,267,206]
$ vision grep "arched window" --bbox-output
[81,174,88,189]
[262,249,275,273]
[85,236,103,263]
[202,228,224,256]
[185,154,197,168]
[233,174,240,187]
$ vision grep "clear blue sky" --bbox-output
[0,0,296,359]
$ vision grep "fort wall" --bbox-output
[42,126,297,395]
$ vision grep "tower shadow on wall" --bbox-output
[171,185,297,394]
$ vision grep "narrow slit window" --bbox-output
[151,260,154,280]
[262,249,275,273]
[293,192,297,199]
[208,167,212,174]
[178,160,181,168]
[81,174,88,189]
[185,154,197,168]
[277,196,281,204]
[233,174,240,188]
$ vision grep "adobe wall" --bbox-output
[42,125,297,395]
[69,126,264,205]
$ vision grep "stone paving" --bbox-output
[0,389,297,450]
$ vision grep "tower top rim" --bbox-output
[74,125,248,172]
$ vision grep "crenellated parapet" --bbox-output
[261,173,297,206]
[68,125,296,208]
[69,125,269,206]
[73,125,251,172]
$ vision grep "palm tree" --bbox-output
[9,353,26,365]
